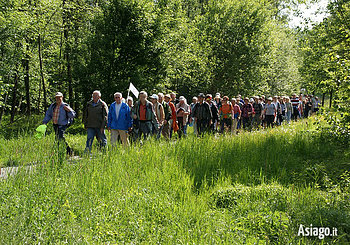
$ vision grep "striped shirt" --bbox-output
[291,98,299,107]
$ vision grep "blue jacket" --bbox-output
[107,102,133,130]
[43,102,76,126]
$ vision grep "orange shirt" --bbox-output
[219,103,233,118]
[139,104,147,121]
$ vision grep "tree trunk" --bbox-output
[0,92,8,125]
[329,89,333,108]
[10,71,19,123]
[322,93,325,107]
[38,33,47,111]
[63,0,73,104]
[22,56,30,115]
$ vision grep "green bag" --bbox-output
[35,124,47,139]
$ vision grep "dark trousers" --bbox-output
[265,115,275,128]
[220,118,231,133]
[197,119,210,136]
[242,117,251,129]
[292,107,299,121]
[53,124,72,155]
[138,121,152,140]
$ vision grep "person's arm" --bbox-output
[107,106,112,130]
[150,103,159,125]
[64,104,76,118]
[160,104,165,125]
[126,105,133,130]
[101,102,108,130]
[42,104,53,124]
[83,103,88,128]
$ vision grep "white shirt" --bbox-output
[115,102,122,120]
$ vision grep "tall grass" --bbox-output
[0,118,349,243]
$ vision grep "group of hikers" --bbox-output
[42,90,321,154]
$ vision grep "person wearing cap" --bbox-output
[132,91,158,141]
[252,96,263,129]
[83,90,108,153]
[219,96,233,134]
[231,98,241,134]
[206,94,219,133]
[176,96,190,138]
[214,93,222,110]
[263,97,276,128]
[107,92,133,147]
[164,94,178,139]
[42,92,76,155]
[150,94,164,139]
[192,93,212,136]
[241,97,254,130]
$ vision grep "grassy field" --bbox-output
[0,116,349,244]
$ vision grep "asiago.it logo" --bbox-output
[298,224,338,239]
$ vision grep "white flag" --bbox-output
[128,82,139,98]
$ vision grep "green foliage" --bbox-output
[0,119,349,243]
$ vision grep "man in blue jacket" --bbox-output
[107,92,133,147]
[43,92,76,155]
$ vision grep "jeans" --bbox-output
[286,111,292,123]
[85,127,107,152]
[53,124,71,155]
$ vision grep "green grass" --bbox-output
[0,116,349,243]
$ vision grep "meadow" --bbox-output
[0,116,349,244]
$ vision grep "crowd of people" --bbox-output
[42,90,321,154]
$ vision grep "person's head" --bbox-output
[139,91,147,104]
[92,90,101,103]
[192,96,198,104]
[150,94,158,104]
[267,97,272,104]
[215,93,221,101]
[286,96,290,102]
[164,94,171,103]
[254,96,259,102]
[158,93,164,103]
[170,92,176,101]
[273,96,278,102]
[231,98,236,105]
[55,92,63,104]
[222,96,229,104]
[114,92,122,104]
[198,93,205,103]
[179,96,186,104]
[292,93,297,98]
[127,96,133,107]
[205,94,212,103]
[237,94,242,99]
[315,96,319,100]
[244,97,249,104]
